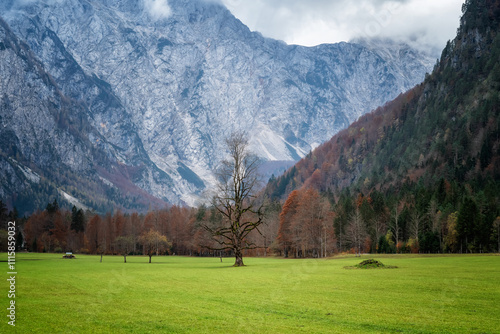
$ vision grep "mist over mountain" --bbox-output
[0,0,434,212]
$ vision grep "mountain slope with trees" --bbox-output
[266,0,500,254]
[0,0,433,211]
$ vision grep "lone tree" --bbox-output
[139,229,171,263]
[204,131,264,267]
[114,235,135,263]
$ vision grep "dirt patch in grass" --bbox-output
[345,259,398,269]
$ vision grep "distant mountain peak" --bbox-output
[1,0,434,212]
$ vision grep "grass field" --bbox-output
[1,253,499,333]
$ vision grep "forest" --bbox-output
[266,0,500,255]
[1,181,499,258]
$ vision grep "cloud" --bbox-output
[221,0,463,56]
[143,0,172,21]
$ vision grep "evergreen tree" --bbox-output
[46,199,59,214]
[0,200,8,229]
[70,206,85,233]
[457,198,479,252]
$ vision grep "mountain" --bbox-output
[0,0,434,212]
[265,0,500,252]
[0,17,170,214]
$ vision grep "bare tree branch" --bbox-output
[201,131,265,266]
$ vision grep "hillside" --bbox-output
[266,0,500,253]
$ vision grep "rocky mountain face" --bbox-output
[0,16,169,214]
[0,0,434,212]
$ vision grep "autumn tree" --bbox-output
[114,235,135,263]
[23,211,43,252]
[139,229,171,263]
[278,189,335,258]
[50,211,69,252]
[165,205,193,255]
[193,206,218,256]
[444,212,459,252]
[294,188,332,258]
[113,210,126,240]
[258,201,281,256]
[86,214,107,262]
[22,200,68,253]
[203,131,264,267]
[277,190,299,257]
[103,213,115,255]
[143,211,160,233]
[129,212,143,254]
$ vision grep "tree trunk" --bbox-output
[233,247,244,267]
[264,236,267,257]
[124,254,127,263]
[149,254,152,263]
[100,253,103,263]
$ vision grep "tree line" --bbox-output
[15,200,204,261]
[330,181,500,255]
[3,180,498,259]
[276,179,500,256]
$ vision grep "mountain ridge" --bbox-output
[0,0,434,212]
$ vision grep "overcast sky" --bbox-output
[220,0,464,56]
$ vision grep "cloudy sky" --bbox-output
[220,0,464,56]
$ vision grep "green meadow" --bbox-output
[1,253,499,333]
